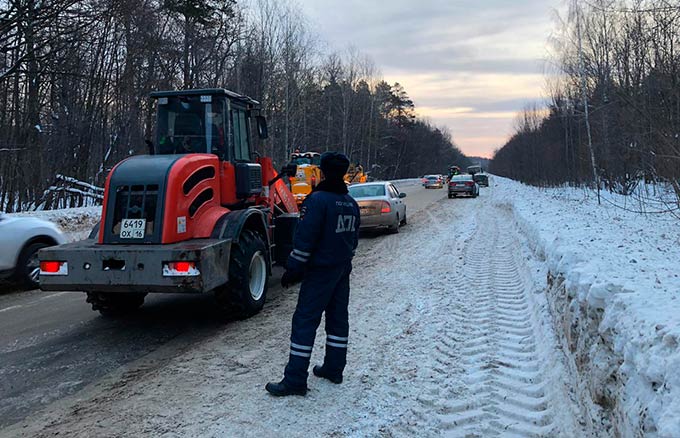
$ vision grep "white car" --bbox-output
[0,213,66,289]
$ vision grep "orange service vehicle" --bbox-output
[39,89,299,319]
[289,151,322,205]
[345,163,367,184]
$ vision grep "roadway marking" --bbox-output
[0,305,23,314]
[0,292,72,313]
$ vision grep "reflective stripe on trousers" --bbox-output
[283,262,352,388]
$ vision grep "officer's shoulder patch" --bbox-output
[300,205,308,219]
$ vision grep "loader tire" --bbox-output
[215,230,268,320]
[86,292,146,316]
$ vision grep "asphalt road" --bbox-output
[0,183,446,431]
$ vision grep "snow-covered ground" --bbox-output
[492,177,680,438]
[391,178,424,188]
[2,183,592,438]
[9,206,101,242]
[3,177,678,437]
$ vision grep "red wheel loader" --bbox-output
[39,89,299,318]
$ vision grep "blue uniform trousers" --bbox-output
[283,261,352,388]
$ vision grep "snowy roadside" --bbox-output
[391,178,423,188]
[2,186,588,438]
[490,176,680,437]
[9,206,101,242]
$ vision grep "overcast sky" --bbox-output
[296,0,562,158]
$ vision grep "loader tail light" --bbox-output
[174,262,191,272]
[380,201,391,214]
[311,175,317,187]
[163,261,200,277]
[40,261,68,276]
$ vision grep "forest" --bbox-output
[490,0,680,202]
[0,0,469,212]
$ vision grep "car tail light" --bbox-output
[40,261,68,276]
[466,181,474,186]
[380,201,391,214]
[163,261,200,277]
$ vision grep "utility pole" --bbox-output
[575,0,601,204]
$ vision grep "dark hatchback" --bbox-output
[473,174,489,187]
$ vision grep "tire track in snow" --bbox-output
[367,202,476,437]
[439,207,563,437]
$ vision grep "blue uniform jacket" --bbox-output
[287,190,360,271]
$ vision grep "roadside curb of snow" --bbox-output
[390,178,423,188]
[490,178,680,438]
[9,206,102,239]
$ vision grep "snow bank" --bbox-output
[490,176,680,438]
[391,178,424,188]
[9,206,102,242]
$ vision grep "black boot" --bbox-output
[265,380,308,397]
[313,365,343,384]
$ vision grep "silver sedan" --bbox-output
[348,182,407,234]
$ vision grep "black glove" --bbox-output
[281,269,304,288]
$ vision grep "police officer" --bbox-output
[266,152,360,397]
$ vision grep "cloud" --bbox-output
[296,0,561,157]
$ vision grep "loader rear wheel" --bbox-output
[86,292,146,316]
[215,230,268,320]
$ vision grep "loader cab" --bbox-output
[150,89,269,205]
[151,89,265,163]
[290,152,321,166]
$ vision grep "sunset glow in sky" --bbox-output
[297,0,560,158]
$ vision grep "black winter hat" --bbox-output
[320,152,350,180]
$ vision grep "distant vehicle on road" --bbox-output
[467,165,482,175]
[423,175,443,189]
[448,174,479,198]
[348,182,407,234]
[449,165,461,176]
[0,214,66,289]
[473,174,489,187]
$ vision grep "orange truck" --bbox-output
[39,88,299,319]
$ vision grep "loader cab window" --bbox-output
[290,153,320,166]
[231,107,250,161]
[291,156,311,166]
[155,96,227,159]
